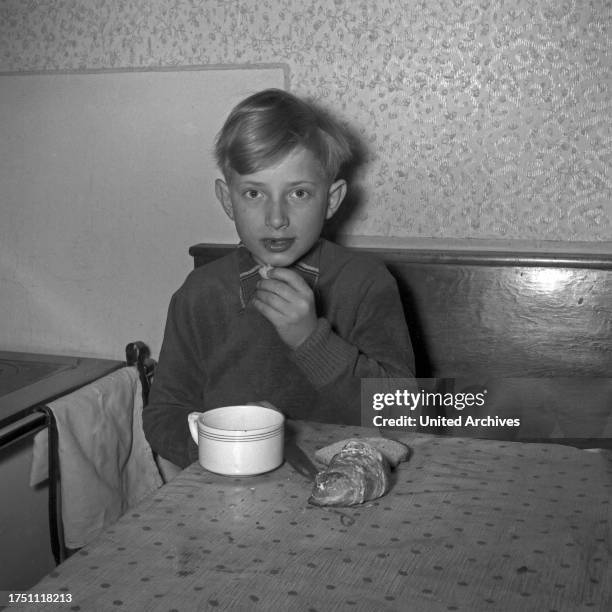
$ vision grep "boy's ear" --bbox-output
[325,179,347,220]
[215,178,234,220]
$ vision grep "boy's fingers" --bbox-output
[252,295,285,322]
[257,278,298,302]
[254,285,313,322]
[253,288,289,314]
[266,267,311,294]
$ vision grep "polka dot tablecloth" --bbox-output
[10,422,612,611]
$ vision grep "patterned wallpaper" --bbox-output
[1,0,610,242]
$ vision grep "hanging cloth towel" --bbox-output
[30,367,163,549]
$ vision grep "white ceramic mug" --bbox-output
[187,404,285,476]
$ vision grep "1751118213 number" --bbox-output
[7,593,73,603]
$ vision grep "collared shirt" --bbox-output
[237,240,321,308]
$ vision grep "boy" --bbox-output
[143,89,415,469]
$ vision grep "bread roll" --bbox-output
[308,440,391,507]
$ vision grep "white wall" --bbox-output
[1,2,610,242]
[0,66,287,359]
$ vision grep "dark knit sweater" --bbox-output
[143,239,415,468]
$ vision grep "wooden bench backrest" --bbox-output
[189,243,611,379]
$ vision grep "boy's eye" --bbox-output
[291,188,309,199]
[244,189,261,200]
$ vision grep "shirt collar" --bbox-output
[237,240,322,308]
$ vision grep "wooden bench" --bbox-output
[189,242,612,447]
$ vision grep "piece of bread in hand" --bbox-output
[315,437,410,468]
[258,264,274,279]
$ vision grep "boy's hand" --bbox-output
[252,267,317,349]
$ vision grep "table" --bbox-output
[6,421,611,611]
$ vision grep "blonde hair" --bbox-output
[215,89,352,181]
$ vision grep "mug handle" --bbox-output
[187,412,203,445]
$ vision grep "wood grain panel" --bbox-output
[389,262,611,378]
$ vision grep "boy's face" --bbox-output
[215,147,346,267]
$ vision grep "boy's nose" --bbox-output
[266,199,289,229]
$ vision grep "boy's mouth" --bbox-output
[262,238,295,253]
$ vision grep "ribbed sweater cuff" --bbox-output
[291,318,357,387]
